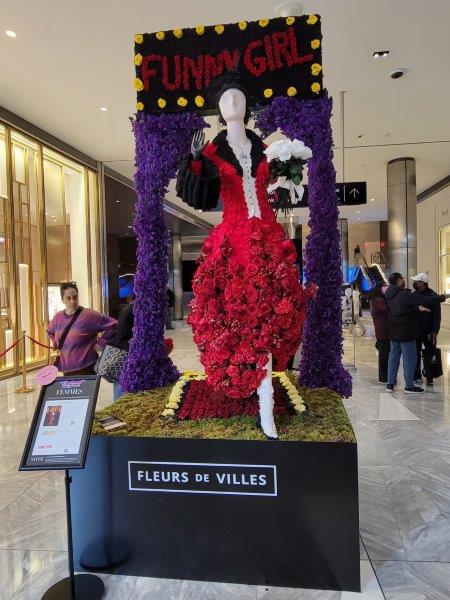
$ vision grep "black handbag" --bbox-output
[422,346,443,379]
[94,344,128,383]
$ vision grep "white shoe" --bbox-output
[257,357,278,439]
[258,390,278,439]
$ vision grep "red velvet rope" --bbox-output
[26,335,54,350]
[0,336,22,358]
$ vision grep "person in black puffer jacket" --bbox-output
[385,273,444,394]
[412,273,442,386]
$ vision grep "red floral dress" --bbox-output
[176,130,315,399]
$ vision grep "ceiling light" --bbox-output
[100,107,108,112]
[370,198,375,202]
[5,30,17,38]
[116,200,120,203]
[356,210,360,213]
[373,50,389,58]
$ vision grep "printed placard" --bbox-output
[129,461,277,496]
[20,376,100,471]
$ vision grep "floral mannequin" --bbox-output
[176,79,315,439]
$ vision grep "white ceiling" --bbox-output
[1,0,449,224]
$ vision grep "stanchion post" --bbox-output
[15,331,35,394]
[41,469,105,599]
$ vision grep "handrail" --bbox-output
[371,250,389,268]
[370,263,389,284]
[359,264,375,287]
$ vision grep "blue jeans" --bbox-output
[113,382,123,401]
[388,340,417,389]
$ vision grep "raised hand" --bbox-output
[191,130,205,159]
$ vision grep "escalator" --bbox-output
[367,264,388,286]
[369,251,389,285]
[350,251,389,291]
[348,265,372,293]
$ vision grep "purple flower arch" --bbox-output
[123,96,351,398]
[120,111,206,392]
[256,94,352,397]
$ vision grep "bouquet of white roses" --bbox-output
[264,139,312,212]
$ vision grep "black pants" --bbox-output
[414,334,434,382]
[376,339,390,383]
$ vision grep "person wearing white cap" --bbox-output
[385,273,444,393]
[412,272,441,386]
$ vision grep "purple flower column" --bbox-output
[121,111,206,392]
[257,95,352,397]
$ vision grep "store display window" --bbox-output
[0,122,103,377]
[439,225,450,298]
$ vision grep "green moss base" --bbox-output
[92,374,355,443]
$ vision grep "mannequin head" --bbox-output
[216,84,251,126]
[218,88,247,125]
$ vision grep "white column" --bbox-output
[387,158,417,278]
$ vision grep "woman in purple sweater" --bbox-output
[47,282,117,376]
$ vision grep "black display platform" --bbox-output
[71,435,360,592]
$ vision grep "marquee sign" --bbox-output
[134,14,323,115]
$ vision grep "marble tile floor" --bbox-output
[1,318,449,598]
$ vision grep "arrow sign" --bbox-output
[342,182,366,205]
[269,181,367,210]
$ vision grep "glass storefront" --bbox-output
[0,123,102,377]
[439,225,450,296]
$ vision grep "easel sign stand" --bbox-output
[19,375,104,600]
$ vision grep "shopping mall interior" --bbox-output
[0,0,449,598]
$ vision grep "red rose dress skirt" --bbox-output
[188,217,314,399]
